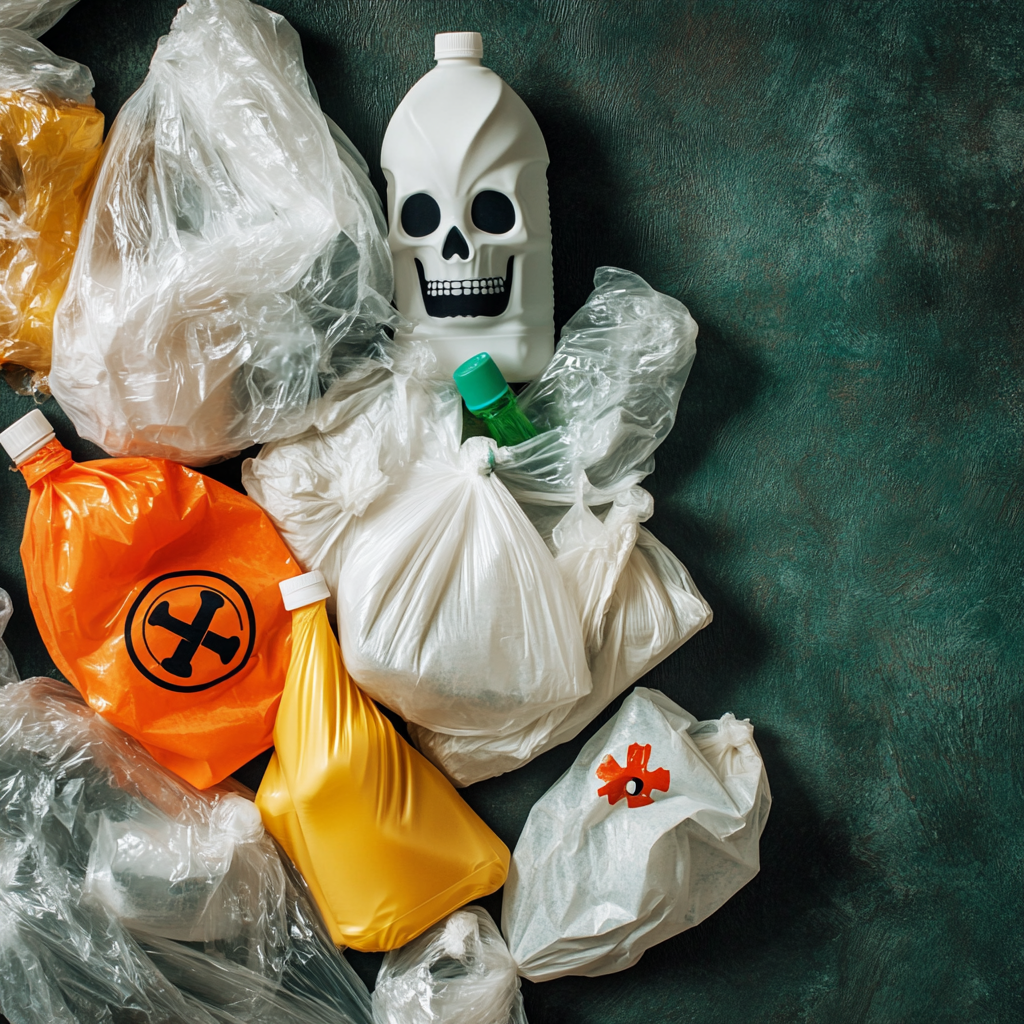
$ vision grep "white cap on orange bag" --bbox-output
[0,409,55,465]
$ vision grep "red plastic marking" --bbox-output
[596,742,670,807]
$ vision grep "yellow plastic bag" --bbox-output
[0,30,103,389]
[256,571,509,952]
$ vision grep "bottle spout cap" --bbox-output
[454,352,510,412]
[279,570,331,611]
[435,31,483,61]
[0,409,55,465]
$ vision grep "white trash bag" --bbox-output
[502,687,771,981]
[372,907,527,1024]
[51,0,395,465]
[243,343,591,738]
[410,270,711,784]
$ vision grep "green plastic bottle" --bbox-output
[454,353,538,447]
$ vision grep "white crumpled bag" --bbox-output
[51,0,395,464]
[0,0,79,36]
[243,342,591,738]
[410,270,711,784]
[502,687,770,981]
[372,906,527,1024]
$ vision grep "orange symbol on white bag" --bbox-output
[596,742,670,808]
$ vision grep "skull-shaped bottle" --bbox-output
[381,32,555,381]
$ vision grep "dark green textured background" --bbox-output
[2,1,1022,1021]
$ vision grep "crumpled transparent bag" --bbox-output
[50,0,395,464]
[409,270,712,784]
[373,907,527,1024]
[0,675,373,1024]
[0,26,103,391]
[0,587,19,684]
[0,0,79,36]
[502,687,771,981]
[243,342,591,738]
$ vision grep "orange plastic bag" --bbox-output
[2,410,296,788]
[256,571,509,951]
[0,32,104,389]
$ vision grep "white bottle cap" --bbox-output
[0,409,55,465]
[279,570,331,611]
[435,31,483,60]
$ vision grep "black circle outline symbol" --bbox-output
[124,570,256,693]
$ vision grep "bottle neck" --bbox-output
[435,56,483,67]
[18,438,74,487]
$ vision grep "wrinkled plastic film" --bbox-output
[494,267,698,506]
[0,676,372,1024]
[0,587,18,684]
[0,29,103,391]
[0,0,80,36]
[51,0,396,464]
[373,907,527,1024]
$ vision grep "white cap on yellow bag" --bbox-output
[0,409,55,465]
[279,570,331,611]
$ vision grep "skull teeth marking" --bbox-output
[415,256,514,319]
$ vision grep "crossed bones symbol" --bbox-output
[147,589,241,679]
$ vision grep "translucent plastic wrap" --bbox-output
[494,266,698,506]
[243,345,591,739]
[0,28,103,391]
[0,0,80,36]
[255,574,508,951]
[502,688,771,981]
[0,586,19,684]
[373,907,527,1024]
[408,270,710,784]
[0,675,373,1024]
[50,0,395,464]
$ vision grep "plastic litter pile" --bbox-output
[0,3,771,1021]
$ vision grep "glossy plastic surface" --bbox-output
[15,432,296,788]
[0,29,103,390]
[50,0,395,464]
[0,675,373,1024]
[256,599,509,951]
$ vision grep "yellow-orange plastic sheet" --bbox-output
[0,88,102,386]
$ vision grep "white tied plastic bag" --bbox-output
[502,687,771,981]
[372,907,527,1024]
[410,270,711,784]
[50,0,395,464]
[244,346,591,736]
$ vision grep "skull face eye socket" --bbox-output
[471,190,516,234]
[401,193,441,237]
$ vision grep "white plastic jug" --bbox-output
[381,31,555,381]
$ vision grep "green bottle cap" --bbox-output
[453,352,510,412]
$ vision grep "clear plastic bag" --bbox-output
[0,586,19,683]
[0,28,103,391]
[0,0,80,36]
[373,907,527,1024]
[50,0,395,464]
[408,270,710,784]
[243,344,591,738]
[502,687,771,981]
[0,675,373,1024]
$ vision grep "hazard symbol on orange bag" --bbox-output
[5,412,296,790]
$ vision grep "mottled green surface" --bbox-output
[2,1,1022,1021]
